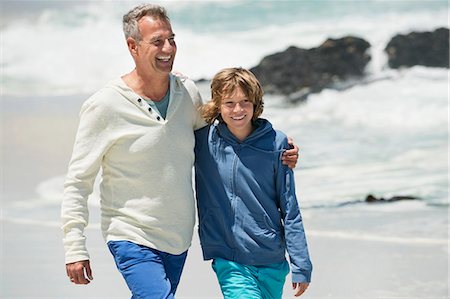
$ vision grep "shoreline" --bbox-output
[1,213,448,298]
[1,94,86,201]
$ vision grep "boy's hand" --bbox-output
[292,282,309,296]
[282,137,299,169]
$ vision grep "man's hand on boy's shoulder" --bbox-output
[282,137,299,169]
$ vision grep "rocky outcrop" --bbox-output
[365,194,420,203]
[250,36,371,102]
[385,27,449,68]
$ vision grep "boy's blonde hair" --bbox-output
[201,67,264,124]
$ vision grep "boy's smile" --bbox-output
[220,87,254,141]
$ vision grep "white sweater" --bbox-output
[61,75,205,263]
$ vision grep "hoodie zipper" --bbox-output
[230,150,239,253]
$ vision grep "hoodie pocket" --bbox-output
[199,209,227,246]
[249,214,284,251]
[255,213,280,235]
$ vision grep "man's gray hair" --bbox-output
[122,4,170,41]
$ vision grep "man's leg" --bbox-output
[161,250,188,294]
[108,241,187,299]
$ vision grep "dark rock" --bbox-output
[195,78,209,83]
[250,36,371,102]
[385,27,449,68]
[365,194,420,203]
[365,194,379,203]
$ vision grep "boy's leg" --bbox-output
[212,258,261,299]
[258,260,290,299]
[107,241,187,299]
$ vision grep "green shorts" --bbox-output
[212,258,290,299]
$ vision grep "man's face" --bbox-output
[135,16,177,77]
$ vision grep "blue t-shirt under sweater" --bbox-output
[145,89,170,119]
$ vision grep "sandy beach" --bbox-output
[2,208,448,298]
[1,95,448,298]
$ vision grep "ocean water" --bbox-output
[1,1,449,298]
[2,0,449,94]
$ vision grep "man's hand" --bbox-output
[66,260,93,284]
[292,282,309,297]
[282,137,299,169]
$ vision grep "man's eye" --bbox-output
[152,40,163,46]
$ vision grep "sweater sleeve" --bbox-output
[182,77,207,130]
[276,137,313,283]
[61,95,115,264]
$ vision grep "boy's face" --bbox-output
[220,87,254,141]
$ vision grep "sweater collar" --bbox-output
[105,74,184,121]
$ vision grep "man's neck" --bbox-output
[122,69,170,101]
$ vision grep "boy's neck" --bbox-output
[228,124,254,142]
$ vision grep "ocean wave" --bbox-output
[1,1,447,96]
[9,174,101,210]
[1,216,101,230]
[265,67,448,132]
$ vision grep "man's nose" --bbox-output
[162,39,175,52]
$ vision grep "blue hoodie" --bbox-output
[194,118,312,283]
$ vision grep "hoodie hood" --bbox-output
[215,118,285,155]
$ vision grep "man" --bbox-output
[62,4,299,299]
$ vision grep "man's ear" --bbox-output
[127,37,138,56]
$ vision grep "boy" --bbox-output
[194,67,312,298]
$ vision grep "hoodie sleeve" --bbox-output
[275,135,313,283]
[61,93,115,264]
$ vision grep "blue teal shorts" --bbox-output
[107,240,187,299]
[212,258,290,299]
